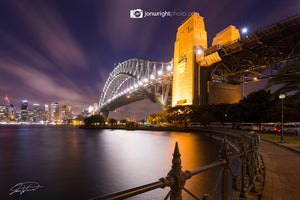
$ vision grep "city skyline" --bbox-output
[0,95,75,123]
[0,0,297,118]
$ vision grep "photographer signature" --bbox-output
[9,182,43,195]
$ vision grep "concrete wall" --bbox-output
[208,82,241,104]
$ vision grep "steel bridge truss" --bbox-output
[99,59,173,113]
[205,14,300,84]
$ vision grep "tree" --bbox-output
[265,62,300,96]
[84,115,105,125]
[109,118,118,126]
[120,118,131,126]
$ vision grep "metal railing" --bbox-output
[90,133,263,200]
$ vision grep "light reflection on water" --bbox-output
[0,126,224,200]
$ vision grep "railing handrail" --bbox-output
[90,132,263,200]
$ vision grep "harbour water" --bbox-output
[0,125,224,200]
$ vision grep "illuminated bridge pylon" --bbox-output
[99,59,173,114]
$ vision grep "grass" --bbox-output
[259,132,300,152]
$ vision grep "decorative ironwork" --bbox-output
[91,132,263,200]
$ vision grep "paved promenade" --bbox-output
[260,140,300,200]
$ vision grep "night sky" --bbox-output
[0,0,298,120]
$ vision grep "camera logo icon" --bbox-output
[130,9,143,18]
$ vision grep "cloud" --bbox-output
[0,56,92,112]
[97,0,169,54]
[10,0,89,70]
[0,30,54,70]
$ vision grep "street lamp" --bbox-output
[279,94,286,143]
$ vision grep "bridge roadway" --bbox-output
[260,140,300,200]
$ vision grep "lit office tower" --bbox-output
[3,96,9,108]
[0,105,6,121]
[33,104,42,122]
[3,95,9,107]
[50,102,59,122]
[61,105,67,120]
[67,105,73,120]
[20,100,28,121]
[8,104,15,120]
[43,104,49,121]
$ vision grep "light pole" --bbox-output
[279,94,286,143]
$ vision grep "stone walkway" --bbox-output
[260,140,300,200]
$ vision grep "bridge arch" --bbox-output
[99,58,173,113]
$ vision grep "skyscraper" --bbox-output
[43,104,49,121]
[20,100,28,122]
[50,102,59,122]
[3,95,9,107]
[0,105,6,121]
[8,104,15,120]
[67,105,73,120]
[33,104,43,122]
[61,105,67,120]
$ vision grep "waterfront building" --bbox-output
[0,105,6,121]
[20,100,28,122]
[67,105,73,120]
[3,95,9,107]
[43,104,49,121]
[8,104,15,120]
[61,104,67,121]
[50,102,59,122]
[33,104,43,122]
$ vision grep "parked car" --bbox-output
[188,122,201,128]
[261,122,280,132]
[239,123,259,131]
[281,123,300,135]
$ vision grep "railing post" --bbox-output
[249,137,257,192]
[220,136,232,200]
[240,138,247,199]
[168,142,186,200]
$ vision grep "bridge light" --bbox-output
[167,65,172,71]
[138,81,143,86]
[130,86,133,90]
[158,70,163,76]
[196,49,202,55]
[150,75,155,79]
[143,78,149,83]
[134,84,138,88]
[241,27,248,34]
[126,88,129,92]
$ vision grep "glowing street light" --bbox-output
[241,27,248,34]
[126,95,130,99]
[150,74,155,79]
[196,49,202,54]
[167,65,172,71]
[157,70,163,76]
[279,94,286,143]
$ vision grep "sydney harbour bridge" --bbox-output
[98,13,300,116]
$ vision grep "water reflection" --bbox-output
[0,126,223,200]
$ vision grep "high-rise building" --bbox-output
[61,105,67,120]
[20,100,28,122]
[3,95,9,107]
[67,105,73,120]
[8,104,15,120]
[0,105,6,121]
[32,104,43,122]
[50,102,59,122]
[43,104,49,121]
